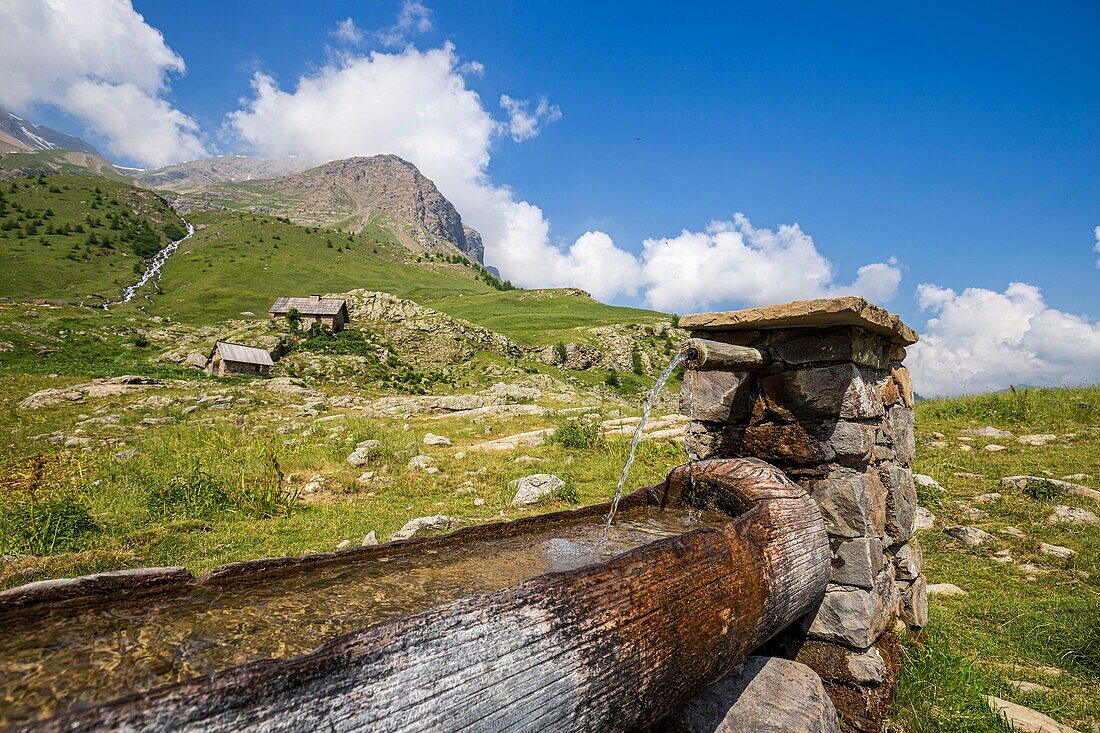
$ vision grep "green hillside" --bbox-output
[0,174,182,302]
[0,174,666,345]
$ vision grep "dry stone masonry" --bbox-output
[678,296,923,732]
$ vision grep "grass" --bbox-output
[894,385,1099,732]
[0,378,681,581]
[426,289,667,346]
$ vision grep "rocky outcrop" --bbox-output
[177,155,485,262]
[341,290,522,364]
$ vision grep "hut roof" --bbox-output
[269,296,348,317]
[211,341,273,366]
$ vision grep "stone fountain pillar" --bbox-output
[677,297,925,732]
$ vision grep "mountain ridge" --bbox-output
[0,104,100,156]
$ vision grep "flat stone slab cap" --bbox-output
[680,296,918,345]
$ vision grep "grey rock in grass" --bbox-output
[407,454,439,473]
[661,656,840,733]
[1007,680,1053,694]
[390,515,457,541]
[985,695,1080,733]
[914,506,935,531]
[511,474,565,505]
[1038,543,1075,559]
[347,439,381,467]
[1047,505,1098,525]
[927,582,967,597]
[1017,433,1057,446]
[974,492,1002,503]
[999,526,1026,538]
[113,448,137,461]
[944,525,994,547]
[361,531,379,546]
[913,474,945,493]
[983,444,1007,452]
[423,432,452,446]
[963,426,1013,438]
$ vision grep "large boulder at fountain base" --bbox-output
[656,656,840,733]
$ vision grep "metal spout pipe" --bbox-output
[680,338,768,371]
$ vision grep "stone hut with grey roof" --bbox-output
[268,295,349,332]
[207,341,274,377]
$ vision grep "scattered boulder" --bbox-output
[1000,526,1026,538]
[423,432,452,446]
[913,474,945,493]
[512,474,565,505]
[1007,680,1053,694]
[985,696,1080,733]
[264,377,317,396]
[927,583,968,597]
[944,525,994,547]
[927,441,948,450]
[1001,476,1100,504]
[983,444,1007,452]
[1047,505,1098,525]
[362,531,379,546]
[113,448,137,462]
[471,428,554,452]
[407,455,439,474]
[962,426,1013,438]
[914,506,936,531]
[184,350,208,369]
[391,515,458,541]
[347,439,381,467]
[335,540,351,551]
[660,656,840,733]
[974,492,1002,504]
[1039,542,1075,559]
[1017,434,1056,446]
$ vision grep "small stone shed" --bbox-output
[207,341,274,377]
[268,295,349,332]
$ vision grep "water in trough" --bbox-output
[0,505,727,726]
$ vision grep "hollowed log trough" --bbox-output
[16,458,829,733]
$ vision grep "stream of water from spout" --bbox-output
[604,351,687,531]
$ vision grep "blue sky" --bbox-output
[129,1,1099,319]
[3,1,1098,393]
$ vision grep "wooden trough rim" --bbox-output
[12,458,831,733]
[0,487,655,622]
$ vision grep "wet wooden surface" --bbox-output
[23,459,829,733]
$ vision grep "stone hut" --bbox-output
[207,341,274,377]
[268,295,349,332]
[678,296,923,732]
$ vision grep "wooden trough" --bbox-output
[6,458,829,733]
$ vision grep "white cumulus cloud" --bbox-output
[0,0,207,166]
[377,0,433,47]
[907,282,1100,397]
[500,94,562,142]
[640,215,901,312]
[332,18,365,45]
